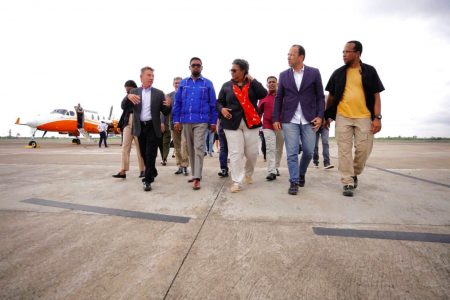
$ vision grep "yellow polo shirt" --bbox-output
[337,67,371,118]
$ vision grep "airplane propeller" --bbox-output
[108,105,113,120]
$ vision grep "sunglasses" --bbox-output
[191,64,202,68]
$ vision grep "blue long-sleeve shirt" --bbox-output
[172,76,218,125]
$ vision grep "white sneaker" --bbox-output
[324,164,334,170]
[230,183,241,193]
[245,176,253,184]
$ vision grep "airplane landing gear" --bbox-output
[72,138,81,145]
[28,129,38,148]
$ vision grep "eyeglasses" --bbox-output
[230,69,239,73]
[191,64,202,68]
[342,50,357,54]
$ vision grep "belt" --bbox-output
[141,120,152,126]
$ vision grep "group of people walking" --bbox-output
[112,41,384,197]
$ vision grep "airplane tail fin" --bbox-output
[15,117,20,125]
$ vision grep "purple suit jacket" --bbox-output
[272,65,325,123]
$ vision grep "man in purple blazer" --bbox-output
[273,45,325,195]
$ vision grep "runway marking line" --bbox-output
[21,198,190,223]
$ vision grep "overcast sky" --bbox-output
[1,0,449,138]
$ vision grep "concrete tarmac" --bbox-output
[0,139,449,299]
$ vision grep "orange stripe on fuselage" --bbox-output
[37,120,102,134]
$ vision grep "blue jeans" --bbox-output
[313,127,331,166]
[282,123,316,183]
[204,129,215,155]
[218,124,228,171]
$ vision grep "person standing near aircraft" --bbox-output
[272,44,325,195]
[112,80,145,179]
[98,121,109,148]
[172,57,218,190]
[127,66,172,192]
[324,40,384,197]
[75,103,84,129]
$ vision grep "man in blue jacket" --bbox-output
[172,57,218,190]
[273,45,325,195]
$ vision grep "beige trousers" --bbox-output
[183,123,208,179]
[224,119,260,185]
[171,128,189,168]
[335,114,373,185]
[121,114,145,172]
[263,129,284,174]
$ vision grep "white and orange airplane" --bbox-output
[15,105,119,148]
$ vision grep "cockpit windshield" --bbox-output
[50,109,68,115]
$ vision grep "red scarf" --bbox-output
[232,82,261,128]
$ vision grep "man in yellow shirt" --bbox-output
[325,41,385,197]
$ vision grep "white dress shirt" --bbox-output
[140,87,152,121]
[290,66,309,125]
[98,122,108,132]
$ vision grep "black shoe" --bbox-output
[143,182,152,192]
[298,175,305,187]
[343,185,354,197]
[266,173,277,181]
[172,154,175,158]
[174,167,183,175]
[276,169,280,176]
[288,182,298,195]
[161,160,167,166]
[352,176,358,189]
[188,178,195,183]
[139,171,145,178]
[112,172,126,179]
[218,169,229,177]
[183,167,188,176]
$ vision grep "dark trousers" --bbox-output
[313,127,331,166]
[158,129,171,161]
[99,132,107,147]
[139,122,160,184]
[259,130,266,159]
[218,124,228,171]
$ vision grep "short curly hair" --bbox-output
[232,59,249,75]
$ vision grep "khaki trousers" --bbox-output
[171,128,189,168]
[224,120,259,185]
[263,129,284,174]
[121,114,145,172]
[183,123,208,179]
[335,114,373,185]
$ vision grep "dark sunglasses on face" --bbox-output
[191,64,202,68]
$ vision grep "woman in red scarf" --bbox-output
[216,59,267,192]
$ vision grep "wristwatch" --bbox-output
[375,114,382,120]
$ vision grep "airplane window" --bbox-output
[97,115,100,121]
[91,114,94,120]
[51,109,68,115]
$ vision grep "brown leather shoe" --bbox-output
[193,179,201,190]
